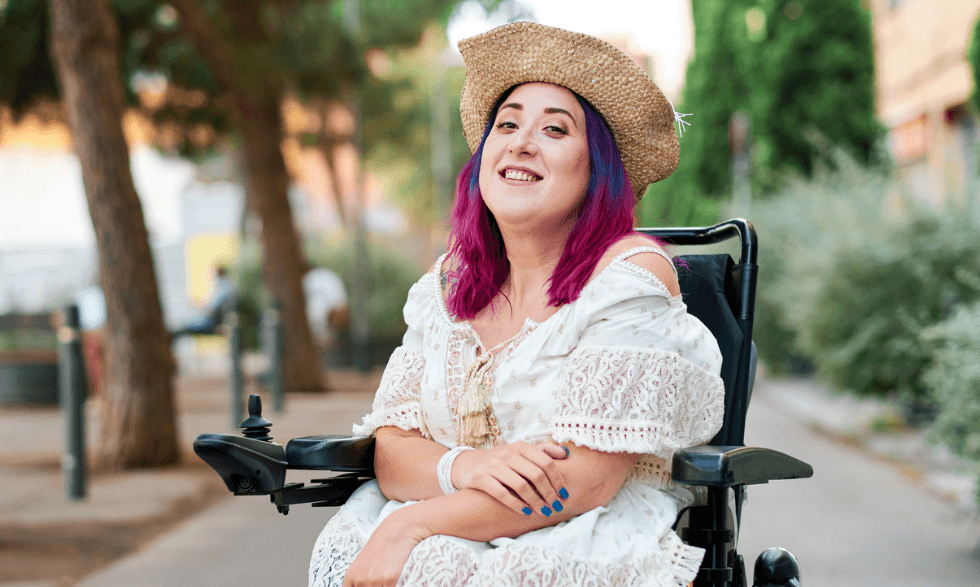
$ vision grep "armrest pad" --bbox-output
[671,445,813,487]
[193,434,287,493]
[285,435,376,475]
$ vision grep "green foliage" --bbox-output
[750,148,888,374]
[922,301,980,463]
[752,149,980,399]
[743,0,882,190]
[970,11,980,114]
[0,330,57,352]
[922,300,980,508]
[647,0,881,225]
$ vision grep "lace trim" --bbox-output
[550,346,725,458]
[398,535,479,586]
[627,455,674,488]
[309,509,366,587]
[472,533,702,587]
[352,346,426,436]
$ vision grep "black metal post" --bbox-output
[58,304,86,501]
[264,301,284,413]
[226,301,244,429]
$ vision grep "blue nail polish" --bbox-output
[559,487,569,500]
[552,500,563,512]
[562,446,570,458]
[541,506,552,517]
[522,506,533,516]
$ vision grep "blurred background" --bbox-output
[2,0,980,584]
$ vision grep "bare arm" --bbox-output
[374,426,572,512]
[344,444,640,586]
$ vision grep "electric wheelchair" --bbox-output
[194,219,813,587]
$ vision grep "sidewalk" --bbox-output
[3,360,977,586]
[0,354,381,587]
[756,369,980,519]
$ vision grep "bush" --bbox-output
[751,149,980,404]
[750,149,889,374]
[802,207,980,401]
[922,301,980,506]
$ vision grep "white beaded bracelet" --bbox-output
[437,446,475,494]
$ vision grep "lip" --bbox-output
[498,166,543,182]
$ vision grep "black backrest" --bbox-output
[674,255,746,447]
[639,219,758,448]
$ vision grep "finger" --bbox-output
[474,471,539,516]
[492,469,555,516]
[521,446,570,503]
[540,443,570,460]
[507,456,563,507]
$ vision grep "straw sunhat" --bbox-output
[458,22,683,199]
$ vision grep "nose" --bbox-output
[508,126,538,156]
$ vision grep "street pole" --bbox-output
[58,304,86,501]
[226,301,244,428]
[264,300,284,413]
[343,0,372,372]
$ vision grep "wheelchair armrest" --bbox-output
[671,445,813,487]
[193,433,288,493]
[285,435,376,476]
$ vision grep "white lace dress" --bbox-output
[309,247,726,587]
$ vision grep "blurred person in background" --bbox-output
[75,284,106,395]
[303,262,350,351]
[309,23,723,587]
[173,265,236,338]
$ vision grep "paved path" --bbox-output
[27,373,980,586]
[75,389,375,587]
[739,379,980,586]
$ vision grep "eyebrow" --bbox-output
[499,103,578,127]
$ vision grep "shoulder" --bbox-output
[589,234,680,297]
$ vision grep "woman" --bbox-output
[309,22,724,587]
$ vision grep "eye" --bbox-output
[495,121,517,130]
[544,125,568,135]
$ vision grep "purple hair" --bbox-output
[446,89,651,319]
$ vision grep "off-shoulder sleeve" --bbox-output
[352,273,433,436]
[549,285,725,458]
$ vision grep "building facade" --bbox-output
[871,0,980,205]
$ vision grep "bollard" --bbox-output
[226,304,244,429]
[57,304,86,501]
[263,301,284,413]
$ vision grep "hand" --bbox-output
[452,442,570,517]
[343,511,432,587]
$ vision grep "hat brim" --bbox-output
[458,22,680,199]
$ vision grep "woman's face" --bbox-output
[478,82,590,236]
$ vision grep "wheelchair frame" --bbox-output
[194,218,813,587]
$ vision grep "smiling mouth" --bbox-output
[501,169,542,182]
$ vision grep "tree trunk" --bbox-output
[49,0,180,467]
[170,0,326,391]
[237,98,326,391]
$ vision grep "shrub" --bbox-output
[750,148,980,404]
[750,149,889,374]
[922,301,980,506]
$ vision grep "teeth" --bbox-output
[504,169,540,182]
